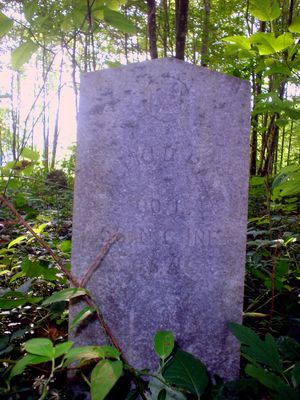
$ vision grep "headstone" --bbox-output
[71,58,250,380]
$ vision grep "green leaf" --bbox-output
[277,383,300,400]
[100,345,121,359]
[64,346,105,365]
[24,338,54,359]
[10,354,50,379]
[11,40,39,70]
[63,345,119,366]
[71,306,96,330]
[280,178,300,197]
[103,7,136,34]
[0,290,42,308]
[222,35,251,50]
[0,269,10,276]
[23,1,36,21]
[276,259,289,276]
[250,33,294,55]
[154,331,175,360]
[59,240,72,252]
[20,147,39,161]
[162,349,209,397]
[0,11,13,37]
[292,361,300,386]
[289,16,300,34]
[277,336,300,361]
[249,0,281,21]
[245,364,280,390]
[148,374,186,400]
[54,341,74,358]
[107,0,125,11]
[229,323,282,373]
[11,328,27,341]
[42,288,87,305]
[91,360,123,400]
[0,336,9,351]
[270,33,294,52]
[93,9,104,19]
[8,235,27,248]
[158,389,167,400]
[264,65,291,77]
[22,257,58,281]
[275,118,289,128]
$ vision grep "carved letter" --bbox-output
[141,146,154,164]
[139,228,152,243]
[164,145,177,161]
[137,199,147,213]
[151,199,161,213]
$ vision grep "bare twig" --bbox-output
[80,233,119,287]
[0,194,78,286]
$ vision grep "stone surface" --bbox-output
[71,58,251,379]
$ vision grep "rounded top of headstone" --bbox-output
[81,57,250,89]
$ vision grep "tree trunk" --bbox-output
[162,0,169,57]
[257,114,269,175]
[42,47,49,171]
[71,35,79,119]
[250,21,265,175]
[200,0,210,67]
[279,126,285,169]
[288,0,294,25]
[51,49,64,170]
[175,0,189,60]
[146,0,158,59]
[250,114,258,175]
[287,121,293,165]
[10,75,18,161]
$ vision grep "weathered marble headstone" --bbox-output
[71,58,250,379]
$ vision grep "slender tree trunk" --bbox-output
[250,21,265,175]
[250,115,258,175]
[10,75,17,161]
[279,126,285,169]
[175,0,189,60]
[124,32,129,63]
[162,0,170,57]
[84,32,88,72]
[71,35,79,119]
[124,8,129,63]
[287,121,293,165]
[257,114,269,175]
[250,70,263,175]
[86,0,97,71]
[263,114,278,176]
[200,0,210,67]
[288,0,294,25]
[146,0,158,59]
[192,30,196,63]
[42,47,49,171]
[51,49,64,170]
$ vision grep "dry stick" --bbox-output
[0,195,147,399]
[80,233,119,287]
[0,194,78,287]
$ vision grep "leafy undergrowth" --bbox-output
[0,154,300,399]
